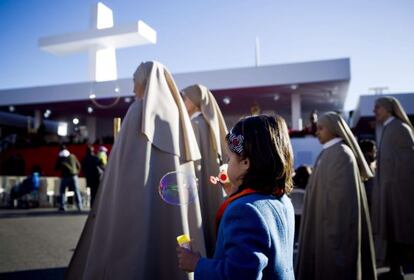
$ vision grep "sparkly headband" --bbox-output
[227,129,244,155]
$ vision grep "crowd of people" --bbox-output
[4,144,108,210]
[54,144,107,211]
[292,98,414,280]
[3,60,413,279]
[63,61,414,280]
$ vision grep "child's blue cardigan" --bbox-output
[195,193,295,280]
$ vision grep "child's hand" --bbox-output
[176,246,201,272]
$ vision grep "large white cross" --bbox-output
[39,2,156,82]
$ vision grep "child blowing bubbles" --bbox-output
[177,115,296,280]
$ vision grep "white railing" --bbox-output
[0,175,90,208]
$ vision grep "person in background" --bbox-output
[9,170,40,207]
[291,165,312,243]
[97,146,108,170]
[67,61,205,280]
[296,112,376,280]
[181,84,228,257]
[371,96,414,279]
[359,139,376,209]
[55,145,83,211]
[293,165,312,190]
[307,110,318,135]
[81,145,102,207]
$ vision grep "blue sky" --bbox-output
[0,0,413,110]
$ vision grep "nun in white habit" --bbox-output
[371,96,414,278]
[296,112,376,280]
[66,61,206,280]
[181,84,228,257]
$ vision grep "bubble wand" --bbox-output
[209,164,230,186]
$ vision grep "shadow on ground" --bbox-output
[0,267,65,280]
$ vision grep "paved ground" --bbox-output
[0,208,413,280]
[0,208,88,280]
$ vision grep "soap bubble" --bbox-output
[159,171,198,206]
